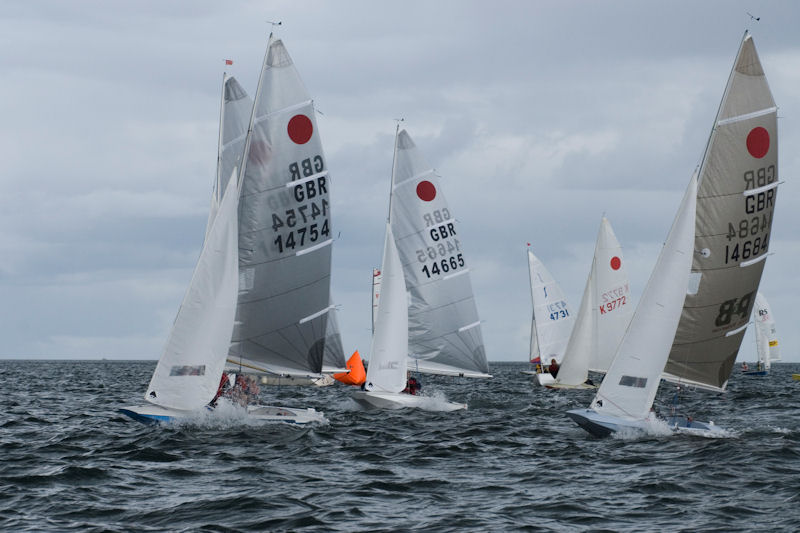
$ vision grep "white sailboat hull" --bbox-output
[566,408,726,438]
[119,403,327,425]
[352,390,466,412]
[533,373,555,386]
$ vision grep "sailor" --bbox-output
[404,375,421,395]
[209,372,230,407]
[741,362,749,372]
[548,358,560,378]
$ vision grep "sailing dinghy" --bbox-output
[548,217,632,389]
[352,225,466,411]
[742,292,780,376]
[568,175,724,436]
[121,36,342,425]
[524,250,574,386]
[389,129,491,381]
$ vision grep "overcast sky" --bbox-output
[2,0,798,364]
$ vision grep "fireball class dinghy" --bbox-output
[227,34,346,383]
[548,217,632,390]
[664,32,779,392]
[567,175,725,437]
[352,224,467,411]
[120,66,326,424]
[389,129,491,380]
[119,168,322,425]
[743,292,780,376]
[524,250,574,386]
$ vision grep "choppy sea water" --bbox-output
[2,360,799,532]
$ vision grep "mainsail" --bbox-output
[389,129,490,378]
[665,32,779,391]
[754,292,779,369]
[229,35,344,376]
[206,76,252,237]
[146,170,240,411]
[527,250,574,366]
[553,217,632,386]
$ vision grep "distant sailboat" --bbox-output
[389,129,491,379]
[549,217,632,389]
[524,250,574,386]
[742,292,780,376]
[664,31,779,392]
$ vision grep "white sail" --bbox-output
[591,175,697,421]
[363,224,408,393]
[665,32,778,391]
[206,75,252,237]
[527,250,574,366]
[229,36,344,376]
[146,170,240,411]
[553,218,632,386]
[754,292,779,368]
[389,129,490,378]
[590,218,633,372]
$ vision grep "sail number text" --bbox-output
[416,222,466,279]
[547,301,569,321]
[272,163,331,253]
[714,291,754,328]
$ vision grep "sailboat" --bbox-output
[663,31,779,392]
[121,36,341,424]
[352,224,466,411]
[524,250,574,386]
[548,217,632,389]
[742,292,780,376]
[389,129,491,380]
[567,175,724,436]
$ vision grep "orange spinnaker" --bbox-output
[333,350,366,386]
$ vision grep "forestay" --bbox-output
[754,292,779,369]
[229,36,344,376]
[527,250,574,366]
[389,129,490,378]
[146,171,240,411]
[363,224,408,393]
[665,32,779,391]
[591,176,697,421]
[554,218,632,386]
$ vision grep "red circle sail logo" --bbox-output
[288,115,313,144]
[610,256,621,270]
[746,127,769,159]
[416,180,436,201]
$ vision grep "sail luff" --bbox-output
[527,247,541,364]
